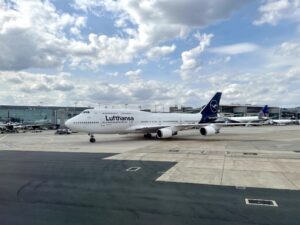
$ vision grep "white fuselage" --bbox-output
[271,119,299,125]
[225,116,266,123]
[65,109,201,134]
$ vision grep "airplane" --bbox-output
[65,92,255,143]
[218,105,269,124]
[0,122,6,131]
[23,119,52,130]
[0,122,23,133]
[268,118,299,125]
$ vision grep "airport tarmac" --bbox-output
[0,126,299,190]
[0,125,300,224]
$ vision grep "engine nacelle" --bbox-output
[200,125,218,136]
[157,128,175,139]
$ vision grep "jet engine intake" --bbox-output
[157,127,175,139]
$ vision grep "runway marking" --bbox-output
[245,198,278,207]
[126,167,141,172]
[0,134,8,141]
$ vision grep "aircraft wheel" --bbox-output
[90,137,96,143]
[143,133,152,138]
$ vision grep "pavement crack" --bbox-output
[220,155,226,185]
[16,181,33,201]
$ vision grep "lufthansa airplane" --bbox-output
[65,92,231,143]
[220,105,269,124]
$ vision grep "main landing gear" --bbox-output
[143,133,153,139]
[89,133,96,143]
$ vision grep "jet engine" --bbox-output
[156,127,176,139]
[200,125,219,136]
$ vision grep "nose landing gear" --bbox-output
[89,133,96,143]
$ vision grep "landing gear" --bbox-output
[89,133,96,143]
[143,133,152,139]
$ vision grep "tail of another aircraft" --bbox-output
[258,105,269,119]
[199,92,222,123]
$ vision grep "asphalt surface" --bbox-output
[0,151,299,225]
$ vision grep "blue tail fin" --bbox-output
[199,92,222,123]
[258,105,269,119]
[262,105,269,116]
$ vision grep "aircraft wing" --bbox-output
[126,122,258,133]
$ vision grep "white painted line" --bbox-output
[126,167,141,172]
[235,186,246,190]
[245,198,278,207]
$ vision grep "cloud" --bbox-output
[69,34,137,68]
[208,56,231,65]
[0,0,87,70]
[0,0,252,70]
[70,0,251,67]
[207,68,300,106]
[264,41,300,69]
[0,70,216,108]
[0,69,299,108]
[254,0,300,26]
[0,71,74,94]
[73,0,251,27]
[146,45,176,59]
[209,43,259,55]
[53,80,75,91]
[275,41,300,56]
[179,33,213,80]
[125,69,142,80]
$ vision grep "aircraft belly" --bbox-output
[91,122,130,134]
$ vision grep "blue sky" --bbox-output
[0,0,299,109]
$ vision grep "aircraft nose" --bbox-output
[65,118,72,128]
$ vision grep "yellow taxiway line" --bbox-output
[0,134,8,141]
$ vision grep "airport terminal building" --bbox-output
[0,105,89,127]
[170,104,300,119]
[0,104,299,127]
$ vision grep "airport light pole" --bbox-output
[74,102,77,115]
[39,101,43,119]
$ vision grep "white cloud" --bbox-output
[0,0,299,108]
[254,0,300,26]
[275,41,300,56]
[180,33,213,80]
[0,71,76,105]
[0,0,87,70]
[0,69,299,108]
[125,69,142,80]
[70,0,251,66]
[69,34,137,68]
[108,72,119,77]
[264,41,300,69]
[208,56,231,65]
[0,0,253,71]
[209,43,259,55]
[207,69,300,107]
[146,45,176,59]
[0,71,74,93]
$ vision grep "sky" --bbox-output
[0,0,299,110]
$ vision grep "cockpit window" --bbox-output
[82,111,90,114]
